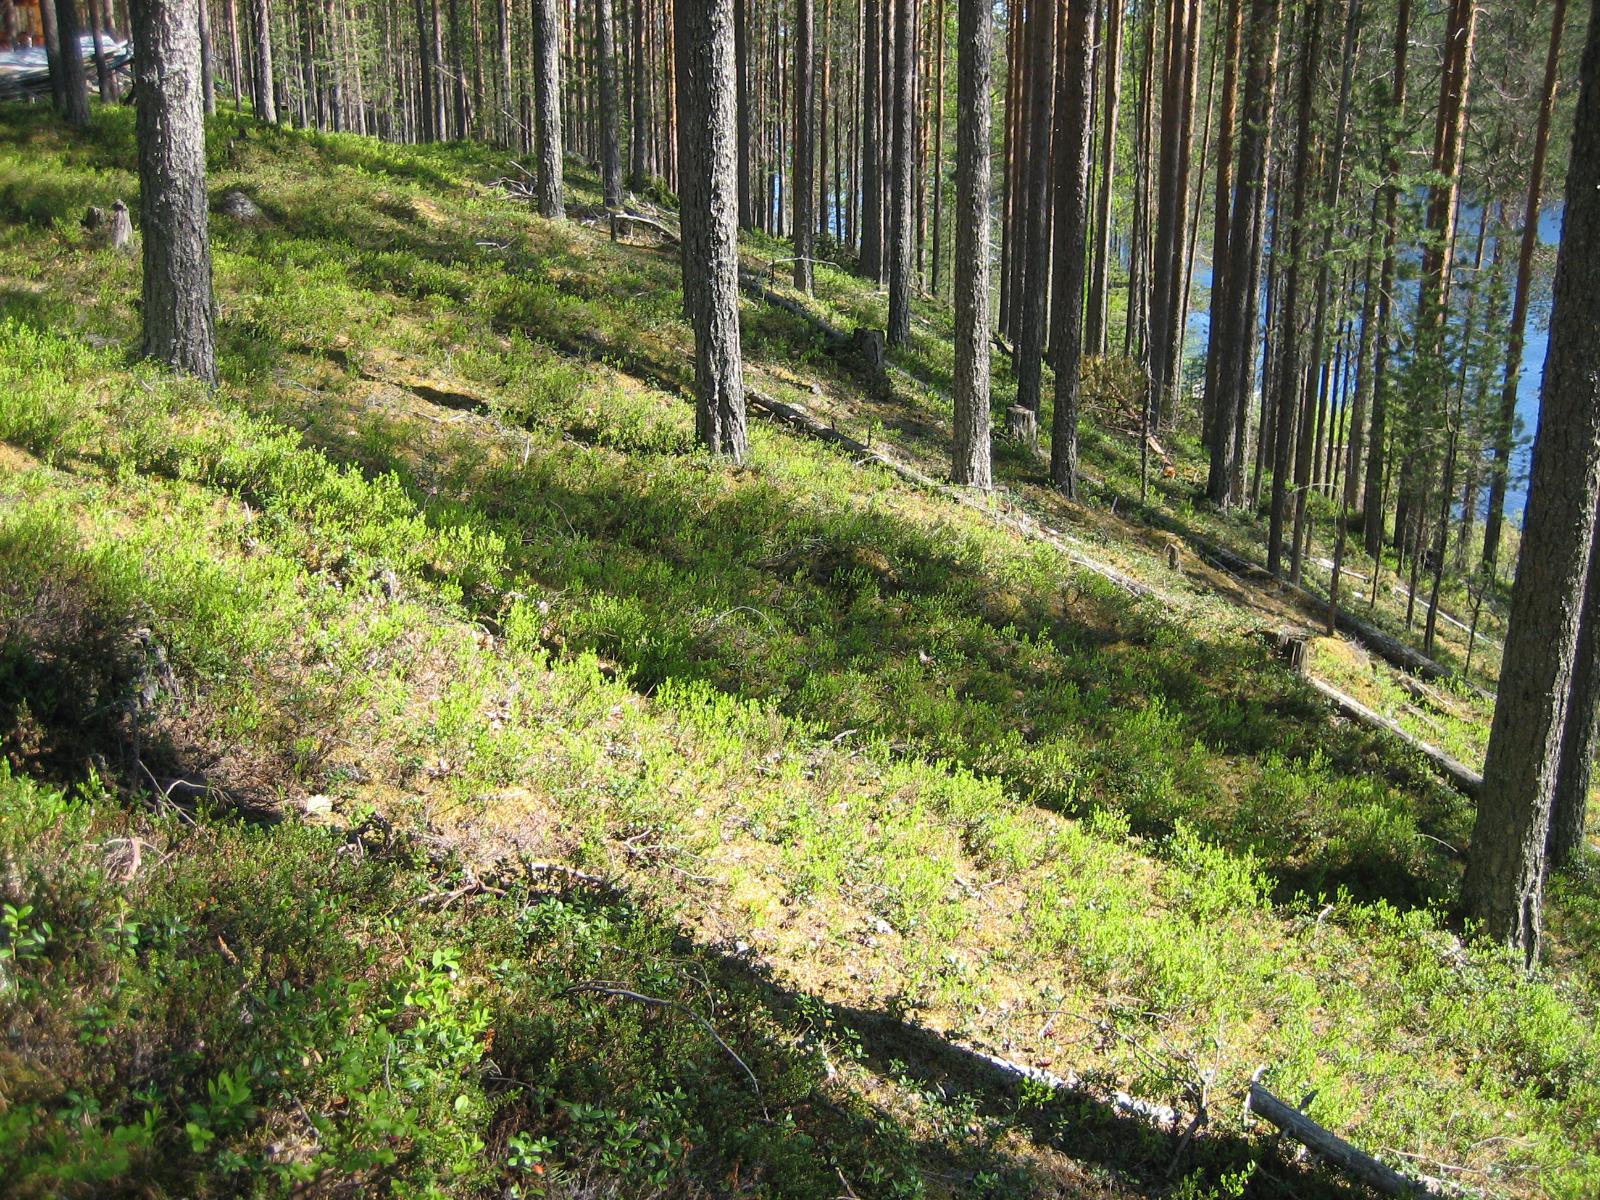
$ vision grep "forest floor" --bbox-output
[1,107,1596,1200]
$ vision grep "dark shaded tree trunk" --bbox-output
[886,0,915,345]
[860,0,883,279]
[1482,0,1569,577]
[39,0,68,114]
[597,0,622,204]
[1207,0,1276,507]
[532,0,564,217]
[793,0,815,291]
[950,0,991,488]
[632,0,649,187]
[1552,504,1600,869]
[1201,0,1243,452]
[1049,0,1092,497]
[55,0,93,126]
[131,0,216,381]
[676,0,747,460]
[1464,0,1600,960]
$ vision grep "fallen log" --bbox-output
[1247,1082,1461,1198]
[1305,675,1482,799]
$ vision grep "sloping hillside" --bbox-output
[2,109,1597,1199]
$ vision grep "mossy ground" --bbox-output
[0,105,1595,1198]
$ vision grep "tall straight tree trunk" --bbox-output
[412,0,433,136]
[1202,0,1243,450]
[1012,0,1057,413]
[1552,501,1600,869]
[1207,0,1276,506]
[39,0,67,114]
[1361,0,1408,557]
[1464,0,1600,960]
[734,0,751,221]
[531,0,564,216]
[886,0,915,345]
[1342,201,1380,512]
[91,0,120,103]
[1049,0,1092,497]
[997,0,1022,337]
[1266,0,1320,578]
[1085,0,1122,357]
[950,0,992,488]
[928,0,944,296]
[131,0,216,381]
[818,0,830,239]
[793,0,815,290]
[675,0,747,459]
[1125,3,1155,358]
[861,0,883,279]
[1482,0,1569,577]
[631,0,649,185]
[56,0,94,125]
[597,0,622,204]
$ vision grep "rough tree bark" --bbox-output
[597,0,622,205]
[1463,0,1600,961]
[532,0,564,217]
[861,0,883,279]
[1011,0,1056,412]
[131,0,216,381]
[950,0,991,488]
[55,0,93,126]
[1049,0,1092,498]
[793,0,815,292]
[886,0,915,345]
[676,0,748,460]
[1085,0,1122,357]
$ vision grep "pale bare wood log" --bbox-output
[1305,675,1482,798]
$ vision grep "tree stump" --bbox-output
[1005,405,1038,451]
[851,326,887,373]
[108,200,133,252]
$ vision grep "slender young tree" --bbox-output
[131,0,216,381]
[861,0,884,278]
[950,0,991,488]
[676,0,748,460]
[1463,0,1600,962]
[793,0,815,291]
[1482,0,1569,576]
[597,0,623,205]
[532,0,564,217]
[886,0,915,345]
[1085,0,1122,356]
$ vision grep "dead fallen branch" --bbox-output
[1247,1081,1464,1197]
[1305,675,1482,799]
[565,981,765,1108]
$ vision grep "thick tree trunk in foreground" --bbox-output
[597,0,622,206]
[1463,0,1600,961]
[950,0,991,488]
[793,0,815,292]
[1550,506,1600,869]
[886,0,915,345]
[676,0,748,461]
[1049,0,1092,498]
[1482,0,1569,577]
[532,0,564,218]
[131,0,216,381]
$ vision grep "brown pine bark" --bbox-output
[1464,0,1600,959]
[1011,0,1056,412]
[950,0,991,488]
[1049,0,1092,497]
[597,0,622,204]
[886,0,916,345]
[675,0,747,460]
[532,0,565,217]
[793,0,815,291]
[131,0,216,381]
[1201,0,1243,451]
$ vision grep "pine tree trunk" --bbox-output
[1464,0,1600,960]
[131,0,216,381]
[1049,0,1092,497]
[597,0,622,204]
[861,0,883,279]
[950,0,991,488]
[1207,0,1275,507]
[928,0,944,297]
[675,0,747,460]
[1084,0,1121,357]
[56,0,94,125]
[886,0,916,345]
[532,0,564,216]
[1201,0,1243,450]
[792,0,814,291]
[1551,502,1600,869]
[39,0,68,114]
[1011,0,1056,411]
[1482,0,1568,578]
